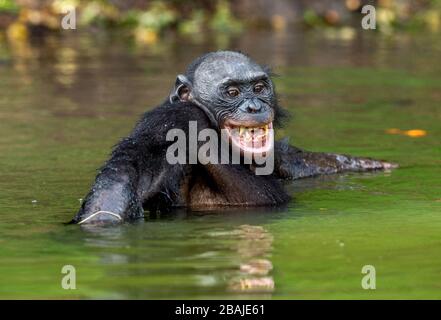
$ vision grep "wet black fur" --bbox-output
[71,52,392,224]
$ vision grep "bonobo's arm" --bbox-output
[70,138,144,224]
[274,139,397,180]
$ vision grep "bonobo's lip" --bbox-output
[222,120,274,154]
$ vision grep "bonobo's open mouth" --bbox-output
[223,122,274,154]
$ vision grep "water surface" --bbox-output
[0,30,440,299]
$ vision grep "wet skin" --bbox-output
[72,51,396,224]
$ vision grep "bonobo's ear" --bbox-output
[263,65,277,78]
[169,74,193,103]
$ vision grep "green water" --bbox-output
[0,31,440,299]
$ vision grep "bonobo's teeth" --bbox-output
[224,122,273,154]
[236,124,269,138]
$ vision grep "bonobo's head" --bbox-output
[170,51,279,155]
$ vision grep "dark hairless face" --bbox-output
[170,51,275,154]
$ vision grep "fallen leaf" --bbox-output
[385,128,402,134]
[404,129,427,137]
[386,128,427,138]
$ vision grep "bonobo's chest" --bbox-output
[180,169,231,209]
[179,164,289,209]
[140,163,289,212]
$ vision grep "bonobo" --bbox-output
[71,51,396,224]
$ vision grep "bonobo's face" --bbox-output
[171,51,275,154]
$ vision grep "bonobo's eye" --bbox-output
[253,82,266,94]
[226,86,240,98]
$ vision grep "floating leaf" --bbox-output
[404,129,427,138]
[386,128,427,137]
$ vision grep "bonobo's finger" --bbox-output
[334,155,399,171]
[77,210,123,225]
[71,175,144,225]
[381,161,399,170]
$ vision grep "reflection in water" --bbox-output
[54,47,78,87]
[78,213,280,298]
[227,225,274,294]
[71,173,392,297]
[2,30,441,120]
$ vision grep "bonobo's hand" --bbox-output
[274,139,398,180]
[71,169,143,225]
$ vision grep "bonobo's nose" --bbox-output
[239,98,264,113]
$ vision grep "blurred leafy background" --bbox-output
[0,0,440,44]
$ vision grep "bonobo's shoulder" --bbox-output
[131,101,210,138]
[145,101,208,127]
[157,101,207,119]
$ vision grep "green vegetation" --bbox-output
[0,0,18,13]
[1,0,441,43]
[0,0,242,44]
